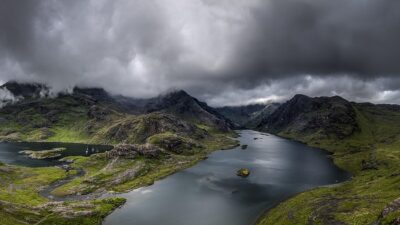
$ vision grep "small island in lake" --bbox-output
[19,147,66,159]
[237,168,250,177]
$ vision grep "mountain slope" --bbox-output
[256,94,358,139]
[142,90,233,131]
[255,95,400,225]
[0,82,239,224]
[0,82,232,145]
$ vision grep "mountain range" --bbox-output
[0,81,233,146]
[2,81,400,224]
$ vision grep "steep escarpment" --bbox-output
[257,94,358,140]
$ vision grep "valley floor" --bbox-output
[0,133,238,225]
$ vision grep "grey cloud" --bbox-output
[226,0,400,80]
[0,0,400,106]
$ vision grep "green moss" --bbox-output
[36,198,126,225]
[0,165,67,206]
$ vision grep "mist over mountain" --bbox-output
[2,0,400,106]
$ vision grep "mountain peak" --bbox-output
[1,81,49,99]
[163,90,192,101]
[257,94,358,139]
[72,86,111,102]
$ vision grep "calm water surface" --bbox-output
[104,130,349,225]
[0,142,112,167]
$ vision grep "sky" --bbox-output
[0,0,400,106]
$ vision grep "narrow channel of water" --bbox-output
[103,130,349,225]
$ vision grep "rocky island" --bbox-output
[19,147,66,159]
[236,168,250,177]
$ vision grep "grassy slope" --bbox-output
[0,132,237,225]
[257,104,400,225]
[0,96,239,224]
[0,163,126,225]
[51,132,238,197]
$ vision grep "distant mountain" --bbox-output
[0,82,233,147]
[1,81,49,99]
[136,90,233,131]
[216,103,280,128]
[255,94,359,140]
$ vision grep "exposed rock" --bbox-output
[45,110,59,123]
[35,127,54,140]
[374,197,400,225]
[241,145,248,150]
[106,144,161,159]
[381,198,400,218]
[111,163,144,185]
[237,168,250,177]
[148,134,201,154]
[391,218,400,225]
[361,159,378,170]
[0,132,21,142]
[257,95,359,139]
[145,90,233,132]
[105,113,206,143]
[87,105,111,120]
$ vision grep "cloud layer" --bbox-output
[0,0,400,106]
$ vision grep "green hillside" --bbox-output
[0,82,238,224]
[257,101,400,225]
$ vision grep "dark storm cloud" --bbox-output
[0,0,400,105]
[224,0,400,85]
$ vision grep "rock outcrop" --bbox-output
[105,144,162,159]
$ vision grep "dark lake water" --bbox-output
[103,130,349,225]
[0,142,112,167]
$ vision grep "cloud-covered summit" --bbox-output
[1,0,400,106]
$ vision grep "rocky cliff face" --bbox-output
[142,90,234,131]
[256,94,359,139]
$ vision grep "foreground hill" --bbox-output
[0,81,238,224]
[255,95,400,225]
[0,82,233,144]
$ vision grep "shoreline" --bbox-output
[252,131,352,225]
[0,131,240,224]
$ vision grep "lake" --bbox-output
[103,130,349,225]
[0,142,112,167]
